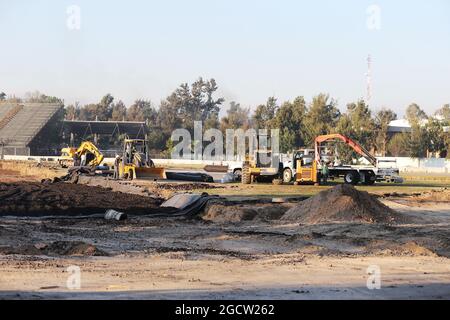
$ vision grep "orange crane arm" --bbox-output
[314,134,377,166]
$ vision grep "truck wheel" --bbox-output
[241,164,251,184]
[344,171,359,185]
[282,168,292,183]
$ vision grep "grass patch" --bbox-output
[197,179,449,198]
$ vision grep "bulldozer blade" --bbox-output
[134,167,166,179]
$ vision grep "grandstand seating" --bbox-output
[0,103,62,155]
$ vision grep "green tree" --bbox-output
[127,99,156,122]
[204,111,220,130]
[374,108,397,156]
[408,123,429,158]
[303,93,340,146]
[220,101,250,131]
[252,97,279,130]
[345,99,375,148]
[387,133,410,156]
[64,102,81,120]
[163,78,224,134]
[0,92,6,101]
[24,91,63,104]
[78,94,114,120]
[406,103,427,123]
[97,93,114,120]
[158,100,181,132]
[426,119,447,157]
[111,100,127,121]
[272,96,308,152]
[435,104,450,123]
[334,114,355,163]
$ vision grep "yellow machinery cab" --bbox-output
[294,155,319,185]
[119,139,165,180]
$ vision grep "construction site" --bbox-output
[0,101,449,300]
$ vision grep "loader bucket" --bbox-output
[134,167,166,180]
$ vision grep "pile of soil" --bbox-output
[412,188,450,202]
[74,176,224,199]
[0,181,170,217]
[281,184,404,224]
[0,241,108,256]
[202,201,291,223]
[144,182,224,199]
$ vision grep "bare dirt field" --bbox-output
[0,161,449,299]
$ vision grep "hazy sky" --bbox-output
[1,0,449,116]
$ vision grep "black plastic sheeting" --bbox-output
[1,194,218,220]
[165,172,214,183]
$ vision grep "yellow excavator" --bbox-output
[58,141,104,168]
[118,139,165,180]
[58,147,77,168]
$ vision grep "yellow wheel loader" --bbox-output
[118,139,165,180]
[241,150,282,184]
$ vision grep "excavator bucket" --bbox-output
[134,167,166,180]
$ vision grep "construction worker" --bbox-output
[80,153,87,167]
[73,153,80,167]
[113,154,120,180]
[321,160,329,185]
[126,143,132,164]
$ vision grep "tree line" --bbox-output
[1,78,449,159]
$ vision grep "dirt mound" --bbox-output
[367,240,437,257]
[145,182,223,199]
[203,204,258,222]
[0,241,108,256]
[0,181,169,217]
[281,184,403,224]
[203,202,291,223]
[381,188,450,202]
[412,188,450,202]
[45,241,107,256]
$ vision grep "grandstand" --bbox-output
[0,102,63,156]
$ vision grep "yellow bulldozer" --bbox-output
[118,139,165,180]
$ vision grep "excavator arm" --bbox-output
[76,141,104,167]
[314,134,377,166]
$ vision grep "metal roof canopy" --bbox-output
[62,120,148,138]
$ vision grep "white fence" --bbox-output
[377,157,450,174]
